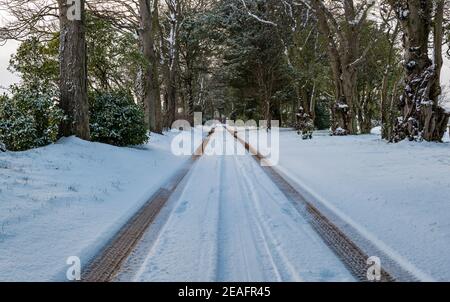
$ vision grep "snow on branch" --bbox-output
[348,37,378,69]
[293,0,312,10]
[240,0,277,27]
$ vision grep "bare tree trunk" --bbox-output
[58,0,90,140]
[309,81,317,123]
[314,4,347,134]
[432,0,444,102]
[357,85,366,134]
[166,53,179,128]
[163,0,181,128]
[167,78,177,127]
[381,73,390,139]
[139,0,162,134]
[186,73,195,120]
[390,0,449,142]
[312,0,362,135]
[381,21,400,140]
[361,90,374,134]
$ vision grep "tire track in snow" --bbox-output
[228,127,398,282]
[228,153,286,281]
[231,152,302,281]
[117,126,354,282]
[215,131,265,281]
[130,153,222,281]
[215,151,281,281]
[213,128,351,281]
[229,131,351,281]
[214,147,227,280]
[83,128,216,282]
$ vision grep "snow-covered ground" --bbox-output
[237,128,450,281]
[0,130,202,281]
[2,123,450,281]
[117,127,354,282]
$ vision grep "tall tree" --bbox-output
[379,4,402,140]
[86,1,163,132]
[1,0,91,139]
[218,0,291,126]
[58,0,90,139]
[139,0,163,133]
[161,0,181,128]
[178,0,213,118]
[310,0,375,135]
[388,0,449,142]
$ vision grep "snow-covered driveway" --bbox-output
[118,127,354,282]
[238,129,450,281]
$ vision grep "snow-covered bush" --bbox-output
[89,91,148,147]
[0,88,63,151]
[0,105,36,151]
[333,127,349,136]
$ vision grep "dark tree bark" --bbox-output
[179,47,196,120]
[255,63,276,130]
[357,84,374,134]
[58,0,90,140]
[161,50,179,129]
[139,0,162,134]
[162,0,181,129]
[165,52,179,128]
[312,0,374,135]
[295,85,315,138]
[389,0,449,142]
[380,20,400,140]
[381,78,400,140]
[187,73,195,118]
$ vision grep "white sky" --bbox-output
[0,40,20,93]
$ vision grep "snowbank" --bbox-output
[370,126,381,136]
[0,130,202,281]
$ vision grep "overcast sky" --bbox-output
[0,40,20,93]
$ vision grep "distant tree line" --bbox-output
[0,0,449,151]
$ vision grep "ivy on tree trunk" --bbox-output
[389,0,449,142]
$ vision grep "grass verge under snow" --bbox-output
[0,130,201,281]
